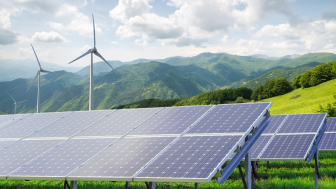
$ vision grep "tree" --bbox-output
[300,70,311,88]
[272,78,293,96]
[236,97,244,103]
[309,64,329,86]
[292,75,302,89]
[251,86,263,101]
[332,61,336,78]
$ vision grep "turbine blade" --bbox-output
[68,49,94,64]
[6,92,16,103]
[17,100,27,104]
[92,14,96,47]
[31,44,42,69]
[94,51,117,73]
[41,70,62,75]
[27,71,40,92]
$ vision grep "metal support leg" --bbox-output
[238,165,247,189]
[251,161,257,187]
[195,183,199,189]
[64,180,70,189]
[314,150,319,189]
[150,182,155,189]
[245,150,251,189]
[70,181,77,189]
[125,181,130,189]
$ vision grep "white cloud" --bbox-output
[0,27,18,45]
[221,35,228,43]
[32,31,68,43]
[109,0,297,47]
[111,41,118,44]
[49,22,66,30]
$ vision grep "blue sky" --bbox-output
[0,0,336,67]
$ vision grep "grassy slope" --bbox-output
[267,79,336,115]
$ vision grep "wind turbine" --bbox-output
[27,44,61,113]
[68,14,116,111]
[7,92,27,114]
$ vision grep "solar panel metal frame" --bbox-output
[132,103,272,183]
[0,114,32,129]
[257,113,327,161]
[7,137,121,181]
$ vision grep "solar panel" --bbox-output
[129,106,213,135]
[9,138,118,179]
[259,134,316,161]
[76,108,161,137]
[68,137,176,181]
[0,112,70,139]
[187,103,271,134]
[277,114,326,133]
[0,140,19,151]
[325,118,336,132]
[319,133,336,151]
[0,114,30,128]
[262,115,287,134]
[27,111,114,138]
[135,135,242,182]
[0,139,64,178]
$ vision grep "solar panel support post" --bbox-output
[314,150,319,189]
[245,150,251,189]
[125,181,130,189]
[70,181,77,189]
[251,161,257,187]
[195,183,199,189]
[146,182,155,189]
[217,114,268,185]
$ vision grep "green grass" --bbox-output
[1,152,336,188]
[266,79,336,115]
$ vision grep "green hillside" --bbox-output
[266,79,336,115]
[240,62,321,90]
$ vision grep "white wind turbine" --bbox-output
[27,44,61,113]
[7,91,27,114]
[68,14,116,111]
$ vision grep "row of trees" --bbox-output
[250,78,293,101]
[175,87,253,106]
[293,61,336,88]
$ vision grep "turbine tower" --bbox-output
[7,92,27,114]
[68,14,115,111]
[27,44,61,113]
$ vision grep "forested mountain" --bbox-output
[1,52,335,114]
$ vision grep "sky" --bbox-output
[0,0,336,67]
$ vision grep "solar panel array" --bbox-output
[319,118,336,151]
[0,103,271,183]
[230,113,326,161]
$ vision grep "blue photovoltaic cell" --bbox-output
[277,114,326,133]
[10,138,118,177]
[129,106,213,135]
[0,140,19,151]
[0,114,29,128]
[76,108,161,137]
[0,112,70,139]
[259,134,316,160]
[319,133,336,151]
[136,135,242,179]
[0,139,64,176]
[187,103,270,134]
[263,115,287,134]
[69,137,176,178]
[229,135,272,160]
[28,111,114,138]
[325,118,336,132]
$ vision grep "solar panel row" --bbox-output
[233,113,326,161]
[319,118,336,151]
[0,103,272,183]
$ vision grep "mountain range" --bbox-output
[0,52,335,114]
